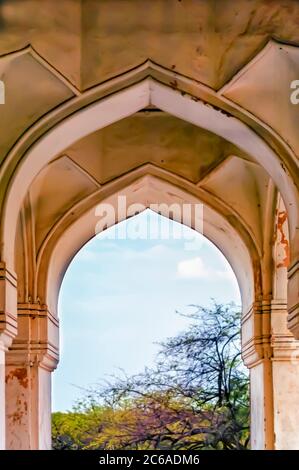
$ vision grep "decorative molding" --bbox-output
[6,303,59,372]
[0,263,17,347]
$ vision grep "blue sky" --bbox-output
[52,210,241,411]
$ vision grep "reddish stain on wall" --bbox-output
[8,410,24,425]
[5,368,28,388]
[276,211,290,268]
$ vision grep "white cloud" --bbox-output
[177,256,236,281]
[177,257,206,278]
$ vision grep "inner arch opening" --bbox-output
[52,210,247,449]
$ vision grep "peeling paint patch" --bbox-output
[253,259,262,296]
[5,368,28,388]
[276,211,290,268]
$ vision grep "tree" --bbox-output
[52,302,249,450]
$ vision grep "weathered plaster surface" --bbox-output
[0,0,298,451]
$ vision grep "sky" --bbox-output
[52,210,241,411]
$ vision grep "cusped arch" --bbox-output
[35,174,255,318]
[1,70,299,275]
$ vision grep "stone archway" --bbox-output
[0,4,299,449]
[8,171,258,449]
[3,165,299,450]
[1,68,299,344]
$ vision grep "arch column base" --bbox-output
[0,263,17,450]
[0,334,13,450]
[243,300,299,449]
[5,304,59,450]
[271,300,299,450]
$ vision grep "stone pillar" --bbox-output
[242,300,274,450]
[271,300,299,449]
[5,304,59,450]
[0,263,17,450]
[287,260,299,339]
[242,299,299,449]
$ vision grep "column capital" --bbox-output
[241,300,272,368]
[287,260,299,338]
[242,298,299,367]
[271,299,299,360]
[0,262,17,348]
[6,303,59,372]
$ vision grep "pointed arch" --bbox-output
[1,74,298,274]
[33,174,255,317]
